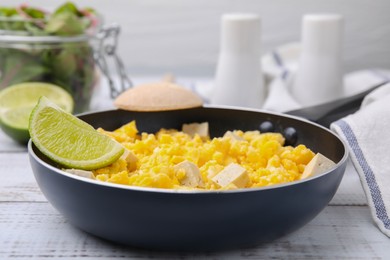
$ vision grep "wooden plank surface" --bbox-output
[0,130,26,153]
[0,153,44,202]
[0,202,388,259]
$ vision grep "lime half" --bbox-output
[0,82,74,143]
[29,97,124,170]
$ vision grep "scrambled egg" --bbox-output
[93,121,315,190]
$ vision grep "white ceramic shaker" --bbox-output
[291,14,344,106]
[211,14,265,108]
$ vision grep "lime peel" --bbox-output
[0,82,74,144]
[29,97,124,170]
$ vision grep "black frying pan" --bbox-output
[28,106,348,251]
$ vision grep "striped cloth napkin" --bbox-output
[331,83,390,237]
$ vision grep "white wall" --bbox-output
[2,0,390,77]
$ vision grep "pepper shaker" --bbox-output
[211,14,265,108]
[291,14,344,106]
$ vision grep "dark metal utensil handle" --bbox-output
[285,81,389,127]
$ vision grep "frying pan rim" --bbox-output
[28,105,349,195]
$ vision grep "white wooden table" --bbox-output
[1,78,390,259]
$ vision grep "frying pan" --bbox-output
[28,106,348,251]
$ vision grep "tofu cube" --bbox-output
[121,148,138,172]
[300,153,336,180]
[212,163,249,188]
[174,160,203,187]
[182,122,209,139]
[64,169,95,179]
[223,131,245,141]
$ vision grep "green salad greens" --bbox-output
[0,2,99,113]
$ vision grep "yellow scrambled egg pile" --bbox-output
[93,121,315,190]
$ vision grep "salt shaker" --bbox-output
[291,14,344,106]
[211,14,265,108]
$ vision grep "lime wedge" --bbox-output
[29,97,124,170]
[0,82,74,144]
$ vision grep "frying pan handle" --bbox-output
[286,81,389,127]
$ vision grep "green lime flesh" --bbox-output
[29,97,124,170]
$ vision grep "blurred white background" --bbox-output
[3,0,390,77]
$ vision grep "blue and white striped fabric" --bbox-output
[331,83,390,237]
